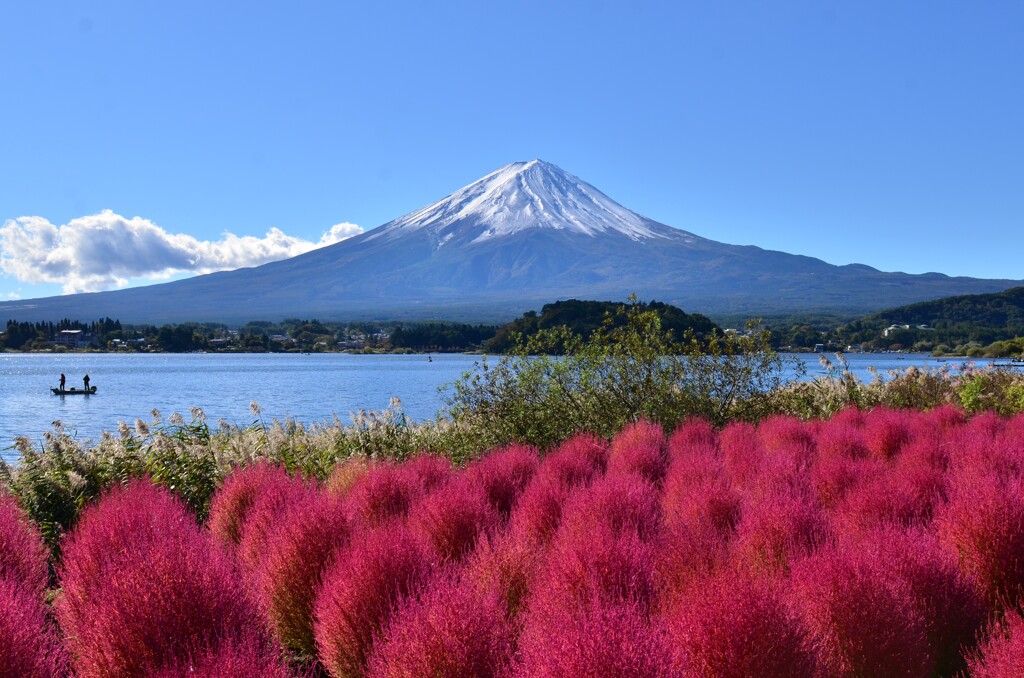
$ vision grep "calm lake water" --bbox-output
[0,351,1010,463]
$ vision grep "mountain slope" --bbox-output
[0,161,1019,324]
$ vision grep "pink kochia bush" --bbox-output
[732,493,828,576]
[254,489,350,655]
[0,496,64,676]
[408,476,499,563]
[56,479,273,678]
[847,526,987,677]
[789,539,935,678]
[345,461,423,530]
[517,527,660,673]
[0,577,68,678]
[399,453,454,492]
[969,609,1024,678]
[147,637,295,678]
[661,570,816,678]
[464,442,540,518]
[937,472,1024,611]
[514,599,675,678]
[537,431,608,488]
[208,461,293,548]
[314,522,434,677]
[0,494,50,593]
[505,472,572,547]
[365,572,515,678]
[466,531,542,618]
[528,525,658,614]
[558,473,663,543]
[607,418,669,485]
[862,407,911,460]
[236,469,317,571]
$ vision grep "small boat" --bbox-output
[51,386,97,395]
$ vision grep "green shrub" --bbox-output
[443,300,796,449]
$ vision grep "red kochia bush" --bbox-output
[466,531,542,619]
[789,542,933,678]
[757,414,817,460]
[667,416,717,461]
[520,529,659,672]
[947,427,1024,494]
[558,473,663,543]
[506,474,572,547]
[816,417,868,462]
[464,443,540,518]
[0,577,68,678]
[366,573,514,678]
[969,609,1024,678]
[536,432,608,488]
[147,637,295,678]
[345,461,422,530]
[207,461,293,548]
[398,453,454,493]
[661,570,816,678]
[936,473,1024,611]
[326,457,371,496]
[831,462,944,539]
[968,410,1006,440]
[719,421,766,491]
[848,526,987,677]
[732,493,828,576]
[57,480,269,678]
[236,470,317,571]
[255,489,350,654]
[57,479,197,603]
[662,467,740,539]
[663,437,721,494]
[408,477,499,563]
[314,522,433,678]
[862,407,911,461]
[810,454,866,510]
[922,403,967,431]
[0,494,49,593]
[654,521,730,602]
[527,526,657,620]
[607,419,668,485]
[515,599,674,678]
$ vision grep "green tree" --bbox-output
[444,300,797,449]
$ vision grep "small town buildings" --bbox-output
[54,329,95,348]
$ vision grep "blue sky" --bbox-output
[1,1,1021,301]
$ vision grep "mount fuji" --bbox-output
[1,160,1018,324]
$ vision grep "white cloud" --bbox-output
[0,210,363,294]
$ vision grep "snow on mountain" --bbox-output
[369,159,693,244]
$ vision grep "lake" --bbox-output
[0,351,1004,464]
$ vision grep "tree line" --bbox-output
[2,300,719,354]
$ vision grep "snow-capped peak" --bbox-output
[372,160,676,244]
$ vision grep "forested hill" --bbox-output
[865,286,1024,329]
[828,285,1024,352]
[486,299,719,353]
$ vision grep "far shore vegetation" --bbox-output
[6,288,1024,358]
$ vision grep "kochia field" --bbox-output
[4,407,1024,677]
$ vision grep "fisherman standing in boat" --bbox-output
[59,373,66,391]
[83,373,90,391]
